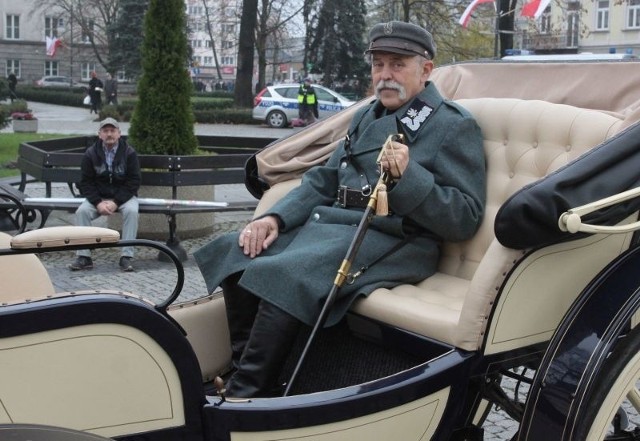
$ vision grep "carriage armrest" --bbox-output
[10,226,120,250]
[253,179,302,219]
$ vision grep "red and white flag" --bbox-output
[459,0,495,27]
[521,0,551,18]
[46,36,63,57]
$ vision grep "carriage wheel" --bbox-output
[574,326,640,440]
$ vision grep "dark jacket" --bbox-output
[78,139,141,207]
[88,77,103,102]
[195,82,486,326]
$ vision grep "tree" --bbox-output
[308,0,369,91]
[235,0,259,108]
[200,0,224,81]
[109,0,149,79]
[365,0,496,62]
[34,0,121,74]
[128,0,198,156]
[254,0,303,92]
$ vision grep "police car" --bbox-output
[252,83,356,128]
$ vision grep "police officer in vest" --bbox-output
[194,21,486,398]
[297,77,318,126]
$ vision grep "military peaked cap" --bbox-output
[366,21,436,60]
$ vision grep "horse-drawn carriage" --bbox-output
[2,60,640,440]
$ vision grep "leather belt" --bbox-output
[336,186,370,209]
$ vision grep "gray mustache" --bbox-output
[375,80,406,99]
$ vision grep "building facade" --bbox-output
[185,0,241,90]
[0,0,109,88]
[517,0,640,56]
[0,0,248,90]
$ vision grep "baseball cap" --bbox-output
[99,117,120,130]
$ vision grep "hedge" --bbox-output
[13,85,256,124]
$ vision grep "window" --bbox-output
[6,14,20,39]
[191,40,202,48]
[116,69,126,82]
[629,0,640,28]
[596,0,609,30]
[204,56,213,66]
[221,56,235,65]
[81,63,97,80]
[222,24,235,34]
[81,20,95,43]
[540,6,551,33]
[45,16,63,38]
[188,5,203,15]
[222,40,234,49]
[188,19,204,32]
[315,89,336,102]
[45,61,59,76]
[6,60,21,78]
[205,40,213,48]
[567,9,580,47]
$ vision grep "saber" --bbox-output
[24,197,228,208]
[283,134,403,396]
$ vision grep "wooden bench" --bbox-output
[2,135,278,259]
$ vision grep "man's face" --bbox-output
[371,52,433,111]
[99,125,121,148]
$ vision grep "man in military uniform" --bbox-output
[194,21,486,398]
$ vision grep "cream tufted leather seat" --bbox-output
[351,98,626,351]
[256,97,628,352]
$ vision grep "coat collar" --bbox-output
[348,83,444,154]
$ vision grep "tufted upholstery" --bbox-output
[347,98,625,351]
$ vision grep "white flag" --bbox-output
[46,36,62,57]
[459,0,496,28]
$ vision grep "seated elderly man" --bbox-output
[194,21,486,398]
[69,118,141,272]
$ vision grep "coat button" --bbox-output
[313,213,320,221]
[340,161,348,169]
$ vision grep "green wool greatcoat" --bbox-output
[194,83,486,327]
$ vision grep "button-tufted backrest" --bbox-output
[438,98,624,281]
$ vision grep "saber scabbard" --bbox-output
[283,134,402,396]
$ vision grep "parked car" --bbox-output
[34,75,77,88]
[252,83,355,128]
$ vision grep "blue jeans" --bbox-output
[75,197,139,258]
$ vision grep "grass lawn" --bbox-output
[0,133,81,179]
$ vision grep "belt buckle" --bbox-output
[337,185,348,208]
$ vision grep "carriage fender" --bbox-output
[519,244,640,440]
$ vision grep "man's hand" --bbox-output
[97,200,117,216]
[238,216,280,258]
[378,140,409,179]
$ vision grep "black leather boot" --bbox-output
[225,299,301,398]
[221,272,260,370]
